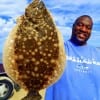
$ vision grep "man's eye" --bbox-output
[87,26,92,30]
[77,23,83,26]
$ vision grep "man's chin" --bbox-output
[76,38,87,45]
[78,39,85,42]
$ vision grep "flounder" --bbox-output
[3,0,66,96]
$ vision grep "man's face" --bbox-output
[72,17,93,44]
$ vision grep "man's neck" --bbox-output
[70,38,87,46]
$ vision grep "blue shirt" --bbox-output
[45,40,100,100]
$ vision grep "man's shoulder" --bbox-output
[87,44,100,54]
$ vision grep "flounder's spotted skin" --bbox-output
[3,0,66,92]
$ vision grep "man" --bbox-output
[45,15,100,100]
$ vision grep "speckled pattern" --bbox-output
[3,0,66,92]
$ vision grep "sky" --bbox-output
[0,0,100,58]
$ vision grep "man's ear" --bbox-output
[73,23,75,27]
[72,23,75,31]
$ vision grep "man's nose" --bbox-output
[81,26,87,32]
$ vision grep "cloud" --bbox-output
[44,0,100,25]
[88,30,100,46]
[44,0,100,6]
[0,18,6,28]
[0,18,16,38]
[0,0,28,18]
[57,26,72,41]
